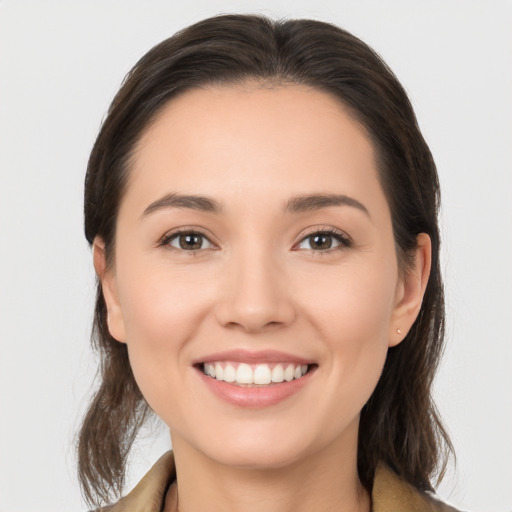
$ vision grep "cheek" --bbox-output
[114,258,216,411]
[116,245,217,342]
[296,258,397,396]
[298,256,398,345]
[122,276,205,341]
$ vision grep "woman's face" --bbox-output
[98,84,427,469]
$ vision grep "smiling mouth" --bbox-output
[199,362,314,386]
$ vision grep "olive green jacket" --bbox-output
[106,451,459,512]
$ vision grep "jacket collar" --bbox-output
[108,451,457,512]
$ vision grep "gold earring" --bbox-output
[396,328,402,335]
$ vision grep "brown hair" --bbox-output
[80,13,453,507]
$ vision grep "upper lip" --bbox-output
[193,349,314,365]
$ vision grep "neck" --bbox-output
[166,425,370,512]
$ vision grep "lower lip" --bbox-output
[197,367,315,408]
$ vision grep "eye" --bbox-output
[296,230,351,251]
[164,231,215,251]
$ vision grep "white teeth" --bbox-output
[223,364,236,383]
[205,363,215,378]
[284,364,295,382]
[236,363,253,384]
[203,362,309,385]
[271,364,285,383]
[214,363,224,380]
[253,364,272,385]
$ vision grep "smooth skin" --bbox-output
[93,83,431,512]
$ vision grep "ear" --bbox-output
[389,233,432,347]
[92,237,126,343]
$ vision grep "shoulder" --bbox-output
[372,464,461,512]
[99,451,176,512]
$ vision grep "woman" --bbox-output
[79,14,457,511]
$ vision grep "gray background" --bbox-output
[1,1,511,511]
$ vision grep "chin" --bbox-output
[208,443,308,471]
[183,422,320,471]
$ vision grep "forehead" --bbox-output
[125,83,384,216]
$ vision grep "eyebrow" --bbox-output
[141,192,369,219]
[285,193,370,217]
[141,193,222,219]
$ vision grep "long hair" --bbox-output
[80,13,452,507]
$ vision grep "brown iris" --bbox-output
[179,233,203,250]
[308,233,334,250]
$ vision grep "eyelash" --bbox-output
[158,228,217,254]
[159,227,352,254]
[294,227,352,253]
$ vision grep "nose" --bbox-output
[214,247,296,333]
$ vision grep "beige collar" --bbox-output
[108,451,458,512]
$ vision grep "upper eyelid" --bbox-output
[293,231,352,252]
[304,227,349,237]
[159,226,218,246]
[295,226,352,243]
